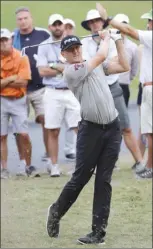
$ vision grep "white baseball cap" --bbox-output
[48,14,64,25]
[63,18,75,28]
[1,28,12,39]
[113,14,130,24]
[81,9,102,30]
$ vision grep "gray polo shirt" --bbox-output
[36,37,67,88]
[64,61,118,124]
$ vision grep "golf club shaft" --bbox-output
[21,30,120,53]
[22,34,99,51]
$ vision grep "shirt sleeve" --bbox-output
[17,55,31,80]
[36,44,48,67]
[63,61,89,88]
[138,30,152,48]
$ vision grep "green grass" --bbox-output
[1,163,152,248]
[1,1,152,100]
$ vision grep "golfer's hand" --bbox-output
[109,29,122,42]
[96,3,108,21]
[98,30,110,41]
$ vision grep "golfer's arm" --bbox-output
[88,38,110,71]
[106,40,130,75]
[109,20,139,40]
[9,79,28,88]
[38,66,60,77]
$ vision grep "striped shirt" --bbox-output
[64,61,117,124]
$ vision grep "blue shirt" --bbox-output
[37,37,68,88]
[19,28,50,91]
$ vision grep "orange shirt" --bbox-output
[1,48,31,98]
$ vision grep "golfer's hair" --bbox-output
[15,7,30,15]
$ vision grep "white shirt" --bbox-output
[138,30,152,84]
[81,37,119,85]
[118,37,139,85]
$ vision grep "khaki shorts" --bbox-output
[27,88,45,122]
[0,96,28,136]
[43,87,81,129]
[141,86,152,134]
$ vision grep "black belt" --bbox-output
[47,86,69,90]
[55,87,69,90]
[81,117,119,130]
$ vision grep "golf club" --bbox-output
[21,34,99,55]
[21,30,120,55]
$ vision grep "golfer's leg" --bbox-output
[54,121,102,219]
[92,121,122,237]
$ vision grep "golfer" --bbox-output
[81,9,143,172]
[96,4,152,178]
[46,30,129,244]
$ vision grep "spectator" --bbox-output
[63,18,75,36]
[0,29,31,178]
[13,7,50,170]
[37,14,81,177]
[62,18,77,161]
[113,14,139,107]
[136,22,150,159]
[14,7,77,164]
[96,4,152,178]
[136,44,147,159]
[81,9,144,172]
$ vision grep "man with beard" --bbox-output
[37,14,81,177]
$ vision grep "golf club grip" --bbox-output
[92,30,120,38]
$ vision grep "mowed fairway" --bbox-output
[1,1,152,248]
[1,164,152,248]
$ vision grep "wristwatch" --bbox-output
[49,62,57,69]
[103,16,113,29]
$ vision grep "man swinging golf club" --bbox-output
[46,27,129,244]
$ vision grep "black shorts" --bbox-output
[137,83,143,106]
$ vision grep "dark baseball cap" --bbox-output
[61,35,82,51]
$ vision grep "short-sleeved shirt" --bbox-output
[1,48,31,98]
[64,61,117,124]
[81,37,119,85]
[19,28,50,91]
[138,30,152,84]
[37,37,67,88]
